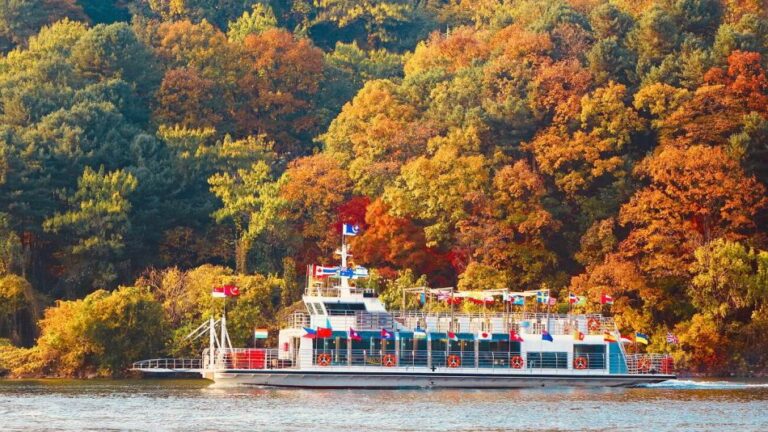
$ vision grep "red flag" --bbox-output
[348,328,361,341]
[600,293,613,305]
[316,327,332,338]
[212,285,240,298]
[509,329,524,342]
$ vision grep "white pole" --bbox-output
[209,316,215,370]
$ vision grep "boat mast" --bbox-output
[340,229,351,297]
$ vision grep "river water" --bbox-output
[1,379,767,431]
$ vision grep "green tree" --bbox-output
[43,167,138,294]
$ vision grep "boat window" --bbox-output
[573,344,607,369]
[323,302,367,315]
[526,352,568,369]
[306,303,316,314]
[313,303,326,315]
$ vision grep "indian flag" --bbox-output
[254,328,268,339]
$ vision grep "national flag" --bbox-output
[351,266,369,279]
[573,329,585,341]
[314,265,339,278]
[348,327,362,341]
[600,293,614,305]
[620,334,634,343]
[342,223,360,236]
[536,290,549,304]
[254,328,268,339]
[635,332,649,345]
[380,328,394,340]
[575,296,587,306]
[316,318,332,338]
[603,331,617,342]
[477,331,492,341]
[666,332,679,345]
[302,327,317,339]
[212,285,240,298]
[414,328,427,339]
[509,329,524,342]
[542,330,554,342]
[447,331,458,341]
[419,293,426,305]
[316,326,332,338]
[569,293,579,304]
[548,297,556,306]
[511,295,524,305]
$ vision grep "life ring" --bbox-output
[587,317,601,333]
[510,355,524,369]
[382,354,397,367]
[574,356,588,370]
[316,353,332,366]
[447,355,461,368]
[637,356,652,373]
[660,356,674,374]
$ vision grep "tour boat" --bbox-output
[134,227,675,388]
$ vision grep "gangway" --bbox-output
[131,358,204,374]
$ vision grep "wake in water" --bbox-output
[641,379,768,389]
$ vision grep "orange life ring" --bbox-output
[637,356,652,373]
[510,355,524,369]
[574,356,588,370]
[587,317,601,333]
[316,353,331,366]
[447,355,461,368]
[382,354,397,367]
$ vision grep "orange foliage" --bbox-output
[154,68,225,129]
[404,27,490,75]
[619,145,768,278]
[235,29,324,155]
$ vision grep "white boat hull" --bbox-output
[211,369,674,388]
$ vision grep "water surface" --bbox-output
[1,379,767,431]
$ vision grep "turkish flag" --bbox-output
[212,285,240,297]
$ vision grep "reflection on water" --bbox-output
[1,379,768,431]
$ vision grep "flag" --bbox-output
[569,293,586,305]
[447,331,458,341]
[342,223,360,236]
[666,332,679,345]
[254,328,268,339]
[348,328,362,341]
[316,327,332,338]
[620,334,634,344]
[548,297,556,306]
[212,285,240,298]
[542,330,554,342]
[316,318,332,338]
[635,332,649,345]
[603,331,617,342]
[419,293,426,305]
[511,295,524,305]
[573,329,585,341]
[302,327,317,339]
[380,328,394,340]
[338,268,354,278]
[509,329,524,342]
[477,331,492,341]
[414,328,427,339]
[314,265,339,278]
[536,291,549,304]
[600,294,614,305]
[351,266,369,279]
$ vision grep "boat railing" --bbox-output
[389,311,615,335]
[625,353,675,375]
[288,311,310,328]
[131,358,202,371]
[207,348,294,370]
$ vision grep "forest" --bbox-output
[0,0,767,377]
